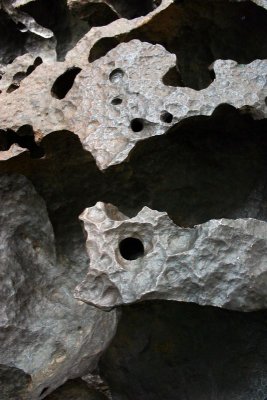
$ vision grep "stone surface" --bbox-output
[0,0,266,169]
[0,175,117,399]
[0,0,267,398]
[75,202,267,311]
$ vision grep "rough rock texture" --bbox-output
[0,174,117,399]
[75,202,267,311]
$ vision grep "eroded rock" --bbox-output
[0,174,117,399]
[75,202,267,311]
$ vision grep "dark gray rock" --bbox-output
[0,174,117,399]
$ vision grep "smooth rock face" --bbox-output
[0,175,117,399]
[0,0,266,170]
[75,202,267,311]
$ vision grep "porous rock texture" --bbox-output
[1,0,267,399]
[75,202,267,311]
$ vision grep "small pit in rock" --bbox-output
[119,237,144,260]
[51,67,81,99]
[111,97,123,105]
[160,111,173,123]
[109,68,124,83]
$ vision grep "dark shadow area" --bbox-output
[0,105,267,259]
[89,0,267,90]
[0,365,31,400]
[51,67,81,99]
[69,1,118,27]
[7,57,43,93]
[99,300,267,400]
[106,0,162,19]
[106,104,267,226]
[0,10,27,64]
[45,378,108,400]
[0,125,45,158]
[20,0,88,60]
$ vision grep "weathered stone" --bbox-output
[75,202,267,311]
[0,175,117,399]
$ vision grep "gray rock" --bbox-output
[1,0,266,171]
[75,202,267,311]
[99,301,267,400]
[0,175,117,399]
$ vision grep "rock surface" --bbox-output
[0,0,267,398]
[75,202,267,311]
[0,175,117,399]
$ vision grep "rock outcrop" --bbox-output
[0,0,267,398]
[0,175,117,399]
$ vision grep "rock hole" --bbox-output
[51,67,82,99]
[162,66,184,87]
[131,118,144,132]
[39,386,49,396]
[119,237,144,260]
[111,97,123,105]
[0,125,45,158]
[160,111,173,124]
[109,68,124,83]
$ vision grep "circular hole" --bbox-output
[109,68,124,83]
[130,118,144,132]
[160,111,173,123]
[111,97,122,105]
[119,237,145,261]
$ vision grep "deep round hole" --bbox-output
[130,118,144,132]
[160,111,173,123]
[109,68,124,83]
[111,97,123,105]
[119,237,145,261]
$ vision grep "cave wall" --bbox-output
[0,0,267,399]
